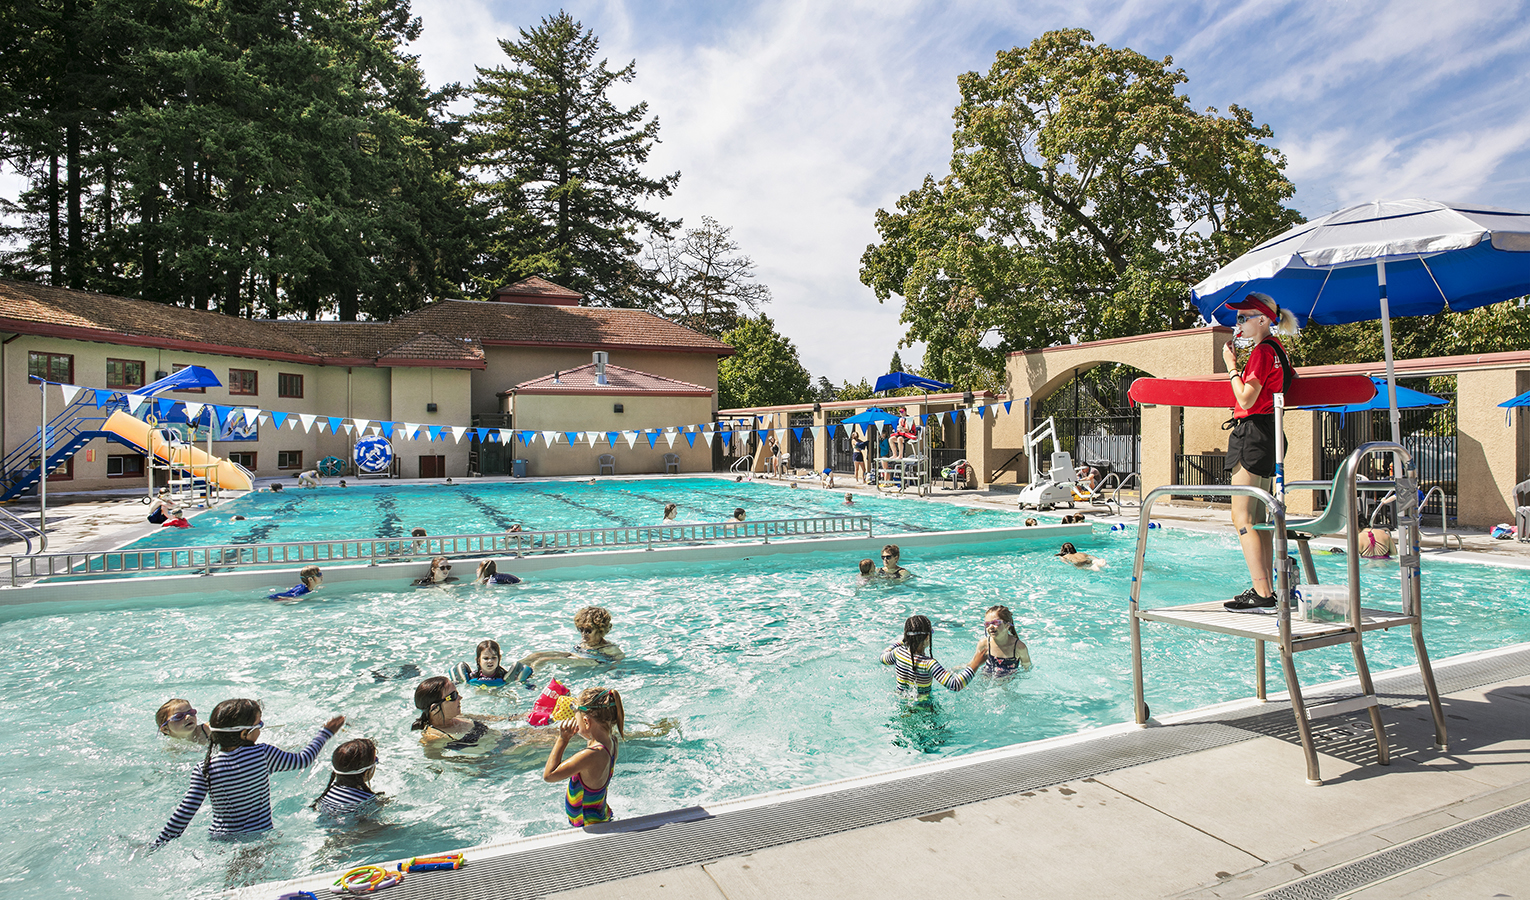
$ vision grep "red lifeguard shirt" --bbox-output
[1235,339,1286,417]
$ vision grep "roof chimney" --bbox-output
[593,351,609,386]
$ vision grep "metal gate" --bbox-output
[1317,384,1457,521]
[1034,367,1142,479]
[788,412,815,469]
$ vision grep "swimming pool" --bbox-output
[3,525,1527,897]
[121,478,1028,551]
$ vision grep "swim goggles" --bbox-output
[165,708,197,724]
[332,757,378,776]
[207,720,263,732]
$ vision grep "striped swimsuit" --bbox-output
[880,643,975,696]
[155,727,334,843]
[564,741,617,827]
[317,783,381,818]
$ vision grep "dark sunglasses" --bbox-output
[578,626,600,634]
[439,690,460,704]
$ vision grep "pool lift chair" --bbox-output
[1128,441,1448,785]
[1016,416,1078,510]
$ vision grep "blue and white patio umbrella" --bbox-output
[1194,199,1530,444]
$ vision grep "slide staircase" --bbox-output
[0,393,111,502]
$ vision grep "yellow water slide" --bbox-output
[103,410,254,492]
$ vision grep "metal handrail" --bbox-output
[730,454,754,473]
[6,515,875,585]
[1364,484,1458,549]
[1108,472,1141,508]
[0,507,42,555]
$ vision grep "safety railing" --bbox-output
[0,507,44,555]
[1367,484,1461,550]
[5,515,874,585]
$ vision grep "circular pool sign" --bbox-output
[354,435,394,474]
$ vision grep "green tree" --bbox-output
[860,28,1302,385]
[836,378,875,402]
[888,350,905,372]
[468,11,678,304]
[644,215,770,335]
[1288,302,1530,368]
[717,315,813,409]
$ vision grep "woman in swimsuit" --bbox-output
[514,606,626,676]
[411,676,553,757]
[981,605,1032,676]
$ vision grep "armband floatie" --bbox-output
[527,679,574,725]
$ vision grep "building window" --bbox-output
[45,456,74,482]
[106,359,146,390]
[228,451,256,469]
[229,368,258,395]
[106,454,146,478]
[27,352,73,384]
[277,450,303,469]
[278,373,304,398]
[172,364,204,393]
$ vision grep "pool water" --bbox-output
[3,527,1527,897]
[121,478,1027,550]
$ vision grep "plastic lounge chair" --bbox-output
[598,454,615,476]
[1515,478,1530,542]
[663,453,680,475]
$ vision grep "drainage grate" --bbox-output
[1259,800,1530,900]
[231,645,1530,900]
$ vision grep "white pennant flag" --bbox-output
[585,432,599,448]
[298,413,318,432]
[665,426,676,433]
[498,429,512,445]
[541,430,558,446]
[774,428,788,447]
[242,408,259,428]
[183,401,204,421]
[623,431,638,449]
[353,418,370,435]
[702,431,715,447]
[870,422,882,436]
[403,422,420,440]
[663,431,677,448]
[58,384,82,405]
[342,423,354,435]
[452,426,470,444]
[128,394,149,415]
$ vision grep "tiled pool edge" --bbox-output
[221,643,1530,900]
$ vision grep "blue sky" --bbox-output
[411,0,1530,383]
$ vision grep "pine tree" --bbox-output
[467,11,679,304]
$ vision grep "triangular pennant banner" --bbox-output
[323,416,341,434]
[243,408,260,428]
[624,431,638,449]
[920,414,929,425]
[582,432,597,448]
[721,429,733,445]
[565,432,580,447]
[607,431,620,448]
[774,428,787,446]
[342,423,354,435]
[353,418,370,435]
[155,397,175,418]
[684,431,696,448]
[793,427,805,442]
[93,389,115,408]
[652,431,664,448]
[427,425,444,442]
[183,401,204,422]
[379,421,395,438]
[59,384,82,405]
[127,394,148,415]
[298,413,318,432]
[701,431,714,447]
[517,430,534,445]
[1004,401,1013,414]
[403,423,421,440]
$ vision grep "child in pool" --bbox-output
[1056,542,1103,570]
[857,558,876,581]
[515,606,625,674]
[662,503,678,523]
[310,738,382,818]
[475,559,521,585]
[161,508,190,528]
[452,639,523,687]
[542,687,625,827]
[880,615,985,697]
[154,699,344,845]
[412,676,555,756]
[269,565,322,600]
[981,605,1032,675]
[155,698,209,744]
[146,488,171,525]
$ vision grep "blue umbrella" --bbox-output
[1194,199,1530,443]
[873,372,952,393]
[840,407,900,425]
[1305,377,1448,414]
[1498,389,1530,409]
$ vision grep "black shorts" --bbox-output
[853,452,864,463]
[1224,414,1282,478]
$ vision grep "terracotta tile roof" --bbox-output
[379,332,485,364]
[397,299,734,355]
[491,276,584,303]
[508,362,714,396]
[273,321,483,365]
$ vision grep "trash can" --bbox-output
[512,459,528,478]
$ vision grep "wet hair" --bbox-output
[201,698,261,794]
[859,558,875,576]
[1024,518,1038,527]
[574,606,612,635]
[339,479,348,487]
[663,503,677,520]
[732,508,746,521]
[882,544,901,560]
[300,565,322,583]
[903,614,933,658]
[431,556,449,569]
[507,523,523,532]
[1058,542,1078,555]
[476,639,506,678]
[156,698,191,731]
[985,605,1017,639]
[270,482,283,492]
[411,676,454,731]
[411,527,427,537]
[576,687,625,738]
[311,737,378,809]
[478,559,498,579]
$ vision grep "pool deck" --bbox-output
[10,478,1530,899]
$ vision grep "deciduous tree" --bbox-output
[717,315,813,409]
[644,215,769,335]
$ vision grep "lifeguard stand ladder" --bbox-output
[143,416,224,508]
[1128,441,1448,785]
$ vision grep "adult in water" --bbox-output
[1221,292,1300,611]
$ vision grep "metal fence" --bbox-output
[788,412,815,469]
[1033,366,1142,478]
[7,516,875,585]
[1174,452,1230,500]
[1317,386,1457,521]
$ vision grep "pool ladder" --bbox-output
[1128,442,1447,785]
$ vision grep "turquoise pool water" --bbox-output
[121,478,1027,550]
[3,526,1527,897]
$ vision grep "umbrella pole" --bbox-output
[1377,261,1403,444]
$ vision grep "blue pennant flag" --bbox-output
[213,405,232,426]
[647,431,658,448]
[685,431,697,448]
[476,428,492,443]
[380,421,395,438]
[155,398,176,418]
[792,427,804,441]
[721,429,733,443]
[427,425,444,442]
[564,432,579,446]
[270,411,289,430]
[518,430,535,445]
[1004,400,1013,414]
[93,389,115,408]
[920,414,929,424]
[606,431,619,447]
[949,410,959,422]
[975,405,987,418]
[327,416,343,434]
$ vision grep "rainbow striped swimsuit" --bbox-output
[564,742,616,827]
